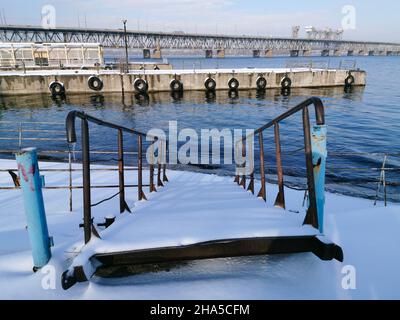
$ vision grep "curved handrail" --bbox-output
[255,97,324,134]
[66,110,162,143]
[236,97,324,146]
[235,97,326,231]
[65,110,168,244]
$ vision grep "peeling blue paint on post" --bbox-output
[311,125,327,234]
[16,147,52,270]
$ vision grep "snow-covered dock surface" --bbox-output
[0,159,399,299]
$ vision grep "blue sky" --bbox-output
[0,0,399,42]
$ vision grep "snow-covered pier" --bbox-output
[0,159,399,299]
[1,96,399,299]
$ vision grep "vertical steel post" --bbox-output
[118,129,126,213]
[383,158,387,207]
[257,132,266,201]
[274,123,285,208]
[16,148,52,270]
[157,139,163,187]
[162,140,168,182]
[149,139,156,192]
[81,119,92,244]
[374,154,388,207]
[311,125,327,233]
[137,135,147,201]
[68,149,73,212]
[239,139,246,189]
[234,140,240,184]
[247,172,255,194]
[302,108,319,230]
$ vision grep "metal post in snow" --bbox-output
[15,147,52,271]
[311,125,327,233]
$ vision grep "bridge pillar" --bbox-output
[205,50,213,58]
[386,51,393,56]
[217,49,225,58]
[368,50,375,56]
[265,50,273,57]
[143,49,151,59]
[152,48,162,59]
[253,50,260,58]
[333,50,342,56]
[290,50,299,57]
[302,50,311,56]
[321,50,330,57]
[358,50,365,56]
[347,50,354,56]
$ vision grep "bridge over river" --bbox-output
[1,25,400,58]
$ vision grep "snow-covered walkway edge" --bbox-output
[0,159,399,299]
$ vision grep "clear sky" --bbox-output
[0,0,399,42]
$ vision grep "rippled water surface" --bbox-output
[0,56,399,202]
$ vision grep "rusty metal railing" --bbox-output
[66,111,168,244]
[0,121,147,213]
[234,97,325,230]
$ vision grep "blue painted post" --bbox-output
[16,148,52,270]
[311,125,327,234]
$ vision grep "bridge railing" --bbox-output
[234,97,325,230]
[66,111,168,243]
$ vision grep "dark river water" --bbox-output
[0,56,399,202]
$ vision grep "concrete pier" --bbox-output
[265,50,273,57]
[152,48,162,59]
[333,50,342,56]
[217,49,225,58]
[321,50,330,57]
[143,49,151,59]
[0,68,366,96]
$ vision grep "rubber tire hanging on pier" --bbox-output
[204,77,216,91]
[345,74,355,87]
[228,78,239,90]
[88,76,104,91]
[281,76,292,89]
[256,76,267,90]
[49,81,65,96]
[133,78,149,94]
[170,79,183,92]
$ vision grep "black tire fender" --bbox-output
[228,78,239,90]
[204,77,216,91]
[88,76,104,91]
[170,79,183,92]
[133,78,149,93]
[281,76,292,89]
[256,76,267,90]
[49,81,65,96]
[345,74,355,87]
